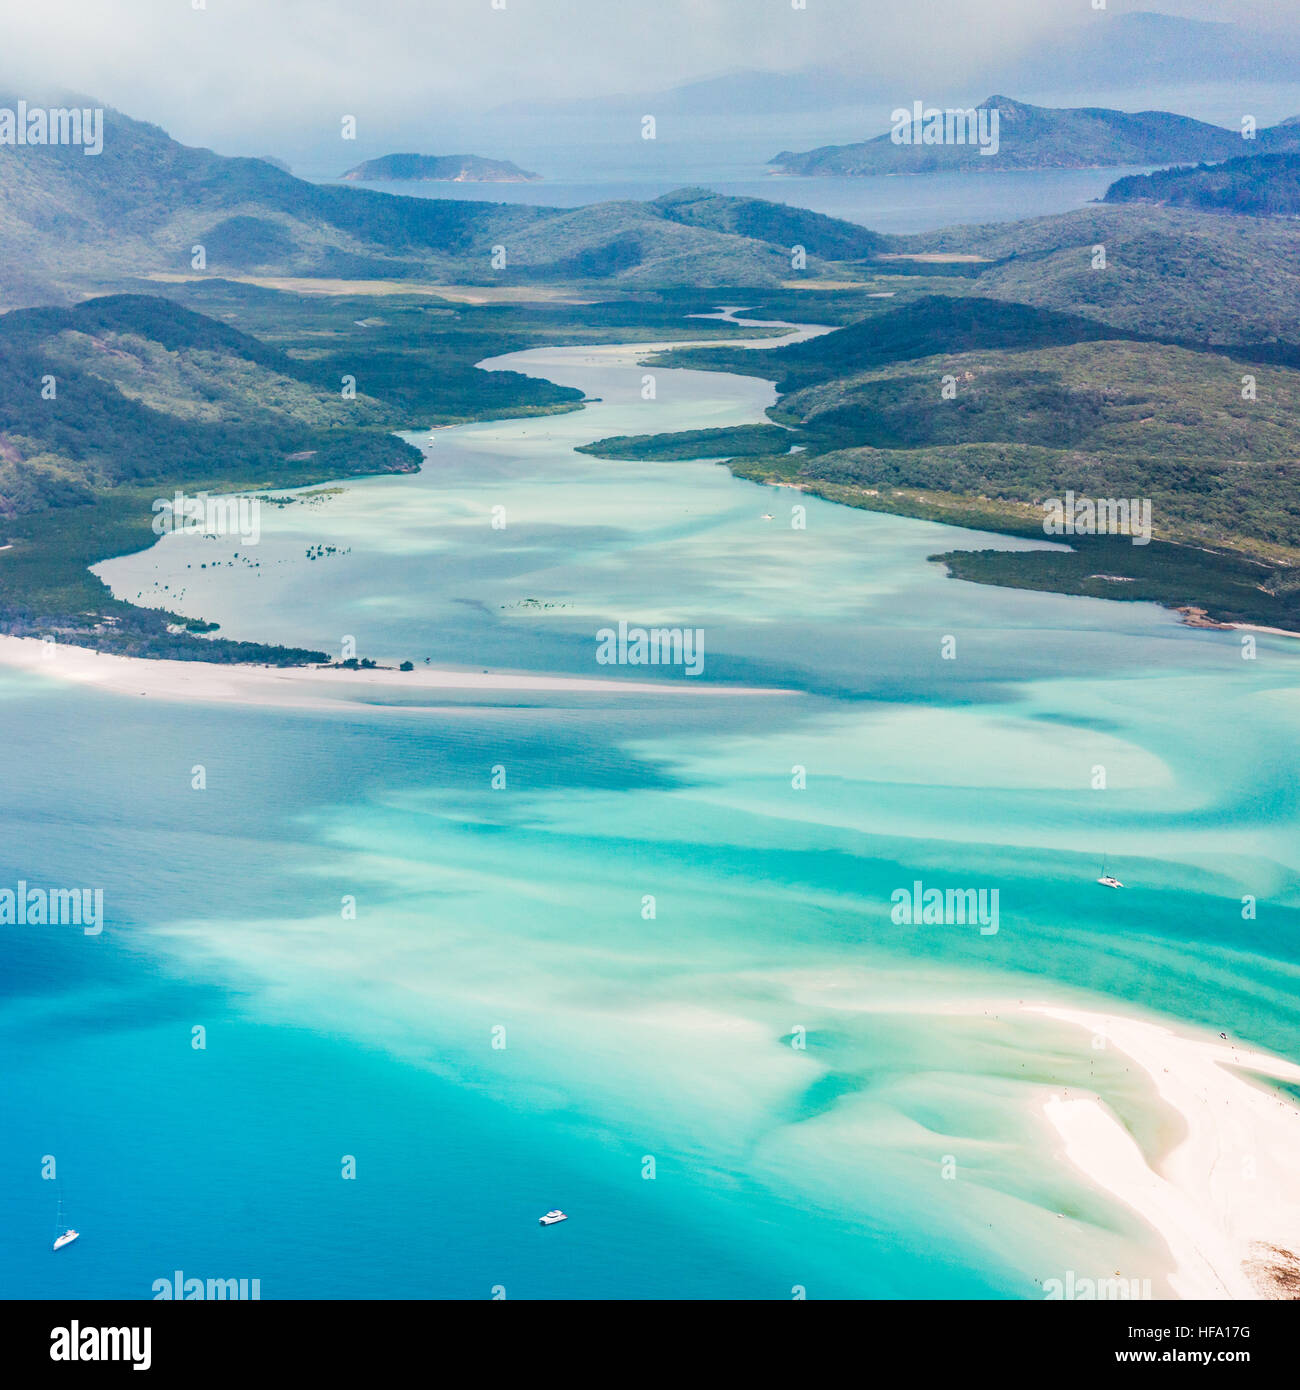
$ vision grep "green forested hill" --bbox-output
[651,188,888,260]
[624,333,1300,553]
[896,205,1300,344]
[650,297,1124,389]
[0,294,426,517]
[774,340,1300,471]
[1104,152,1300,216]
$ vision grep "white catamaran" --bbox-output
[1097,854,1124,889]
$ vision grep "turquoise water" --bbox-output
[5,317,1300,1299]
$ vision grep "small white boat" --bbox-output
[1097,854,1123,889]
[761,513,774,521]
[538,1209,568,1226]
[52,1194,78,1251]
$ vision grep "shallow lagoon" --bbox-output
[5,318,1299,1298]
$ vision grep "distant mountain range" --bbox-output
[0,97,892,305]
[771,96,1300,176]
[1001,10,1300,90]
[486,13,1300,128]
[340,153,540,183]
[1105,152,1300,218]
[491,65,877,120]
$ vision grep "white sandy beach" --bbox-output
[1230,622,1300,641]
[0,635,789,712]
[1031,1003,1300,1299]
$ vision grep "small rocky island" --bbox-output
[340,153,541,183]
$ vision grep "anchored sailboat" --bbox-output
[52,1193,79,1252]
[1097,854,1124,889]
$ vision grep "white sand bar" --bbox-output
[0,636,791,712]
[1031,1003,1300,1299]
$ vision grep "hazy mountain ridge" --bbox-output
[771,95,1300,176]
[0,97,879,304]
[1004,10,1300,89]
[485,14,1300,126]
[489,65,876,119]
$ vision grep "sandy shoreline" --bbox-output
[146,273,603,305]
[1030,1003,1300,1299]
[1230,622,1300,640]
[0,636,791,712]
[1177,606,1300,640]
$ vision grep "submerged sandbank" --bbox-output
[0,636,792,712]
[771,977,1300,1299]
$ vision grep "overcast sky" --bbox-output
[4,0,1299,158]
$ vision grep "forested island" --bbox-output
[340,153,541,183]
[771,95,1300,175]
